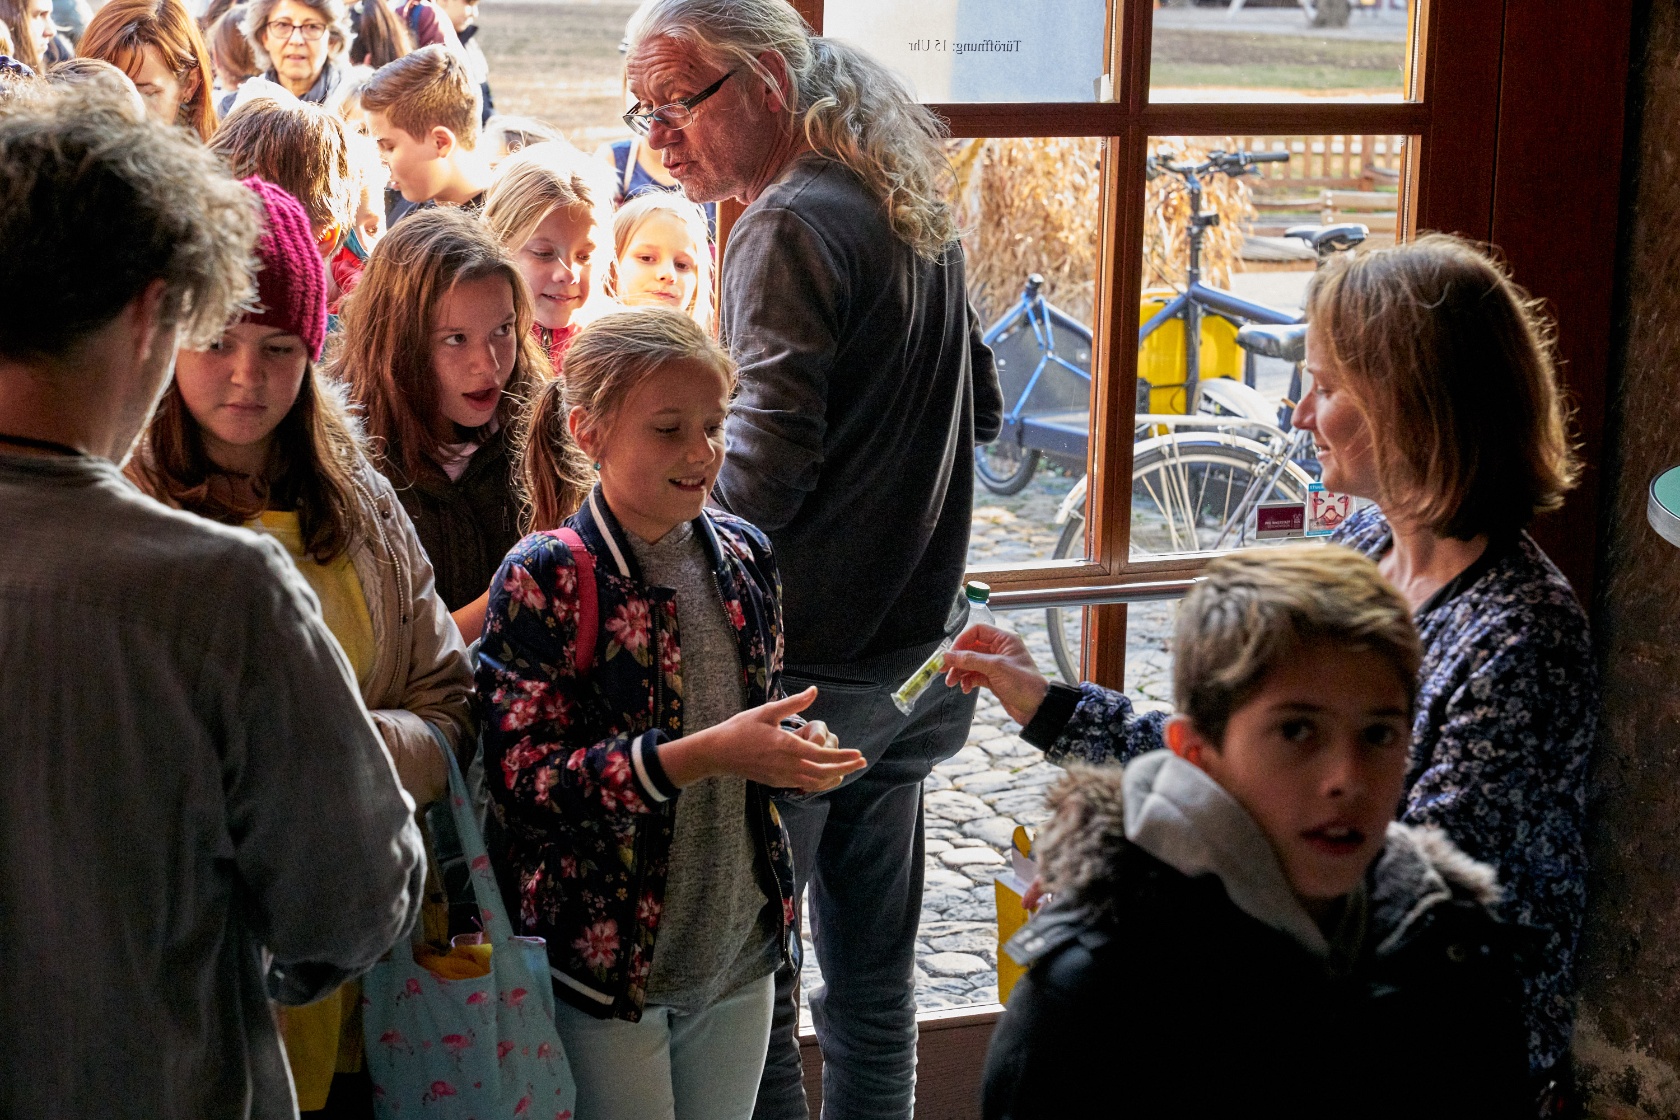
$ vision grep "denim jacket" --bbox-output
[476,487,796,1021]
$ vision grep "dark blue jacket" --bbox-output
[476,488,796,1021]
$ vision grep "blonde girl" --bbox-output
[612,190,714,334]
[483,140,616,371]
[476,308,863,1120]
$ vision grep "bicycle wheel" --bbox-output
[1044,437,1312,682]
[974,439,1040,495]
[1129,435,1313,557]
[1047,515,1086,684]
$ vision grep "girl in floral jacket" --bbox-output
[476,307,864,1120]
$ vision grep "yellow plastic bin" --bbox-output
[1137,287,1245,416]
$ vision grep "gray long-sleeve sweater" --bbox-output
[714,153,1003,665]
[0,452,426,1120]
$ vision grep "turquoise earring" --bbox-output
[592,461,601,470]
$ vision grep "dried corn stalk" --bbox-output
[1142,139,1255,293]
[952,137,1102,326]
[950,137,1255,327]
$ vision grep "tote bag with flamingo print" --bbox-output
[362,732,576,1118]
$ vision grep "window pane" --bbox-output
[1116,134,1409,561]
[1150,2,1413,104]
[824,0,1108,102]
[962,136,1104,600]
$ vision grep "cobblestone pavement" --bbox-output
[798,468,1178,1023]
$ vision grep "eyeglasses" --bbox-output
[622,70,735,136]
[264,18,328,41]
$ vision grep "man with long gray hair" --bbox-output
[625,2,1002,1117]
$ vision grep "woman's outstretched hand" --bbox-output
[660,688,866,793]
[941,623,1052,727]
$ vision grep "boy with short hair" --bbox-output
[980,545,1530,1120]
[362,44,490,225]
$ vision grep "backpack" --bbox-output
[544,526,597,673]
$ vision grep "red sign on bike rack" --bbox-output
[1255,501,1306,539]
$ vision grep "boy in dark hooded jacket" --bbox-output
[979,544,1530,1120]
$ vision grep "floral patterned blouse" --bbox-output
[1037,507,1598,1075]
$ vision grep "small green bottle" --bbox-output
[892,582,995,715]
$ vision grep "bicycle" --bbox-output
[974,148,1366,496]
[1047,150,1370,680]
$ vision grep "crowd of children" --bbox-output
[0,2,1602,1118]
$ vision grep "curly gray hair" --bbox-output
[626,0,958,260]
[241,0,349,73]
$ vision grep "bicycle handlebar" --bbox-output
[1149,149,1293,180]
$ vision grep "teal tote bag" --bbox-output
[362,734,576,1118]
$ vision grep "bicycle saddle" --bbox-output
[1284,223,1369,253]
[1236,322,1308,364]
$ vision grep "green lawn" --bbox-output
[1151,28,1405,92]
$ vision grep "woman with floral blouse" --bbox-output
[945,234,1595,1115]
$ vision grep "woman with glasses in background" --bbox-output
[239,0,348,106]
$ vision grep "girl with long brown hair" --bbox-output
[128,178,473,1116]
[0,0,54,73]
[333,206,549,626]
[78,0,217,141]
[347,0,408,70]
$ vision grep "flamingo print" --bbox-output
[440,1032,474,1065]
[377,1029,413,1054]
[421,1080,456,1104]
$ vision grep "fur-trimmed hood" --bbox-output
[1025,751,1502,964]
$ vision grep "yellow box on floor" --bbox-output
[993,826,1038,1005]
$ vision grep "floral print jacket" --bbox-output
[475,487,796,1022]
[1039,507,1597,1076]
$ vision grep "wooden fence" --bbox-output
[1228,134,1408,194]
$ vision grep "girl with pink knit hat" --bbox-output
[128,177,475,1116]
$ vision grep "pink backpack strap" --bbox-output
[545,528,597,674]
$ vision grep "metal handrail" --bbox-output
[987,578,1200,611]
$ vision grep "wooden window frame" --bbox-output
[761,0,1443,691]
[755,0,1632,1112]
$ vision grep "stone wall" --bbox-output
[1575,2,1680,1115]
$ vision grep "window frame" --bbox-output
[765,0,1436,688]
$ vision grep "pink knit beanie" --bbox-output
[240,177,327,361]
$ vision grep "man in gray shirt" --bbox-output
[627,4,1003,1117]
[0,97,426,1119]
